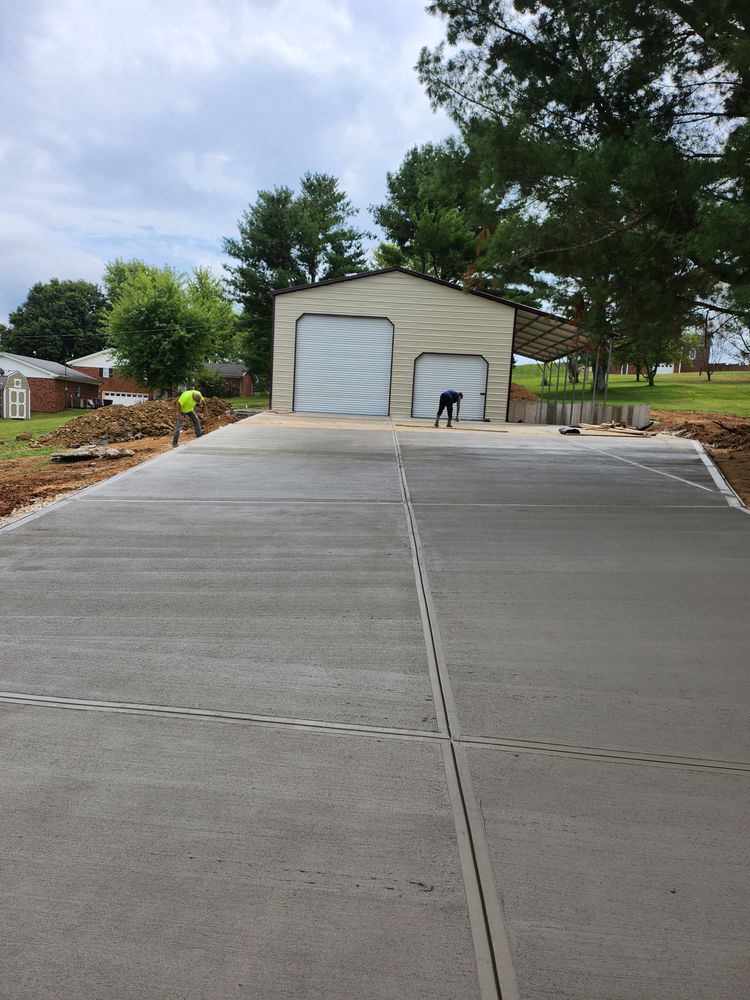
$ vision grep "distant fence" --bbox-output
[508,401,651,427]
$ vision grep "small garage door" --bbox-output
[294,315,393,415]
[103,391,149,406]
[412,354,488,420]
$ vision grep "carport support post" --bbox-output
[544,358,554,421]
[561,354,569,423]
[536,364,544,423]
[603,339,614,407]
[591,344,601,415]
[554,358,562,423]
[579,356,589,423]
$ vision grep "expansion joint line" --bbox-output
[579,442,717,494]
[391,428,456,739]
[391,425,519,1000]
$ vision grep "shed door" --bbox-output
[8,387,28,419]
[412,354,488,420]
[294,315,393,416]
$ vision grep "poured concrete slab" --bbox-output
[468,748,750,1000]
[409,468,750,759]
[0,499,435,729]
[398,432,725,507]
[0,705,479,1000]
[2,413,748,999]
[94,418,402,502]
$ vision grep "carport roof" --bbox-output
[272,266,582,362]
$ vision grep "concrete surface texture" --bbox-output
[1,410,748,999]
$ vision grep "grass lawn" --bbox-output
[225,393,269,409]
[513,365,750,417]
[0,410,84,462]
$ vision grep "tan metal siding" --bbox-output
[272,270,515,421]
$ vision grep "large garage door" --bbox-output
[412,353,488,420]
[294,315,393,415]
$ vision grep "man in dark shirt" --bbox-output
[434,389,463,428]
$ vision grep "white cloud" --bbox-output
[0,0,456,322]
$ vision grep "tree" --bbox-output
[726,323,750,365]
[223,173,368,382]
[417,0,750,378]
[104,264,236,394]
[3,279,108,363]
[103,258,152,305]
[294,172,368,284]
[371,141,480,282]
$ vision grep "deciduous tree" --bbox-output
[104,264,235,394]
[3,279,107,363]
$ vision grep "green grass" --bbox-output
[0,410,84,461]
[512,365,750,417]
[224,393,269,409]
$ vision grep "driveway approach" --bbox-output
[1,413,748,1000]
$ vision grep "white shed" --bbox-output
[271,267,581,422]
[0,369,31,419]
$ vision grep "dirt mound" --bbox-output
[510,383,540,401]
[652,410,750,450]
[41,397,237,447]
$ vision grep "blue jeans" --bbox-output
[173,409,202,446]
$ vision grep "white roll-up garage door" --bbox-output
[294,314,393,415]
[103,391,149,406]
[412,353,488,420]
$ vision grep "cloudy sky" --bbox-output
[0,0,455,323]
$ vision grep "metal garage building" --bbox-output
[271,267,580,422]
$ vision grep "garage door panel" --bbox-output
[294,315,393,416]
[412,354,488,420]
[103,391,149,406]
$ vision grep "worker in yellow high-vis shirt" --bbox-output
[172,389,207,447]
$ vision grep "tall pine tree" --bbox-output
[223,174,367,383]
[417,0,749,377]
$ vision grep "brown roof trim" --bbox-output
[271,266,578,329]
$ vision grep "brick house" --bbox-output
[0,351,101,412]
[67,350,155,402]
[204,362,255,396]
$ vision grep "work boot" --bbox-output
[447,422,453,428]
[434,420,439,427]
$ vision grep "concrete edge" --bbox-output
[691,440,749,514]
[0,420,239,536]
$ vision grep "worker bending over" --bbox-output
[173,390,207,447]
[434,389,463,428]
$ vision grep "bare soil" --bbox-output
[0,399,238,525]
[510,383,540,401]
[653,409,750,505]
[3,403,748,525]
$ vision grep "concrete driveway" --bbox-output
[1,413,748,999]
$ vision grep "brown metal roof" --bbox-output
[271,267,581,362]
